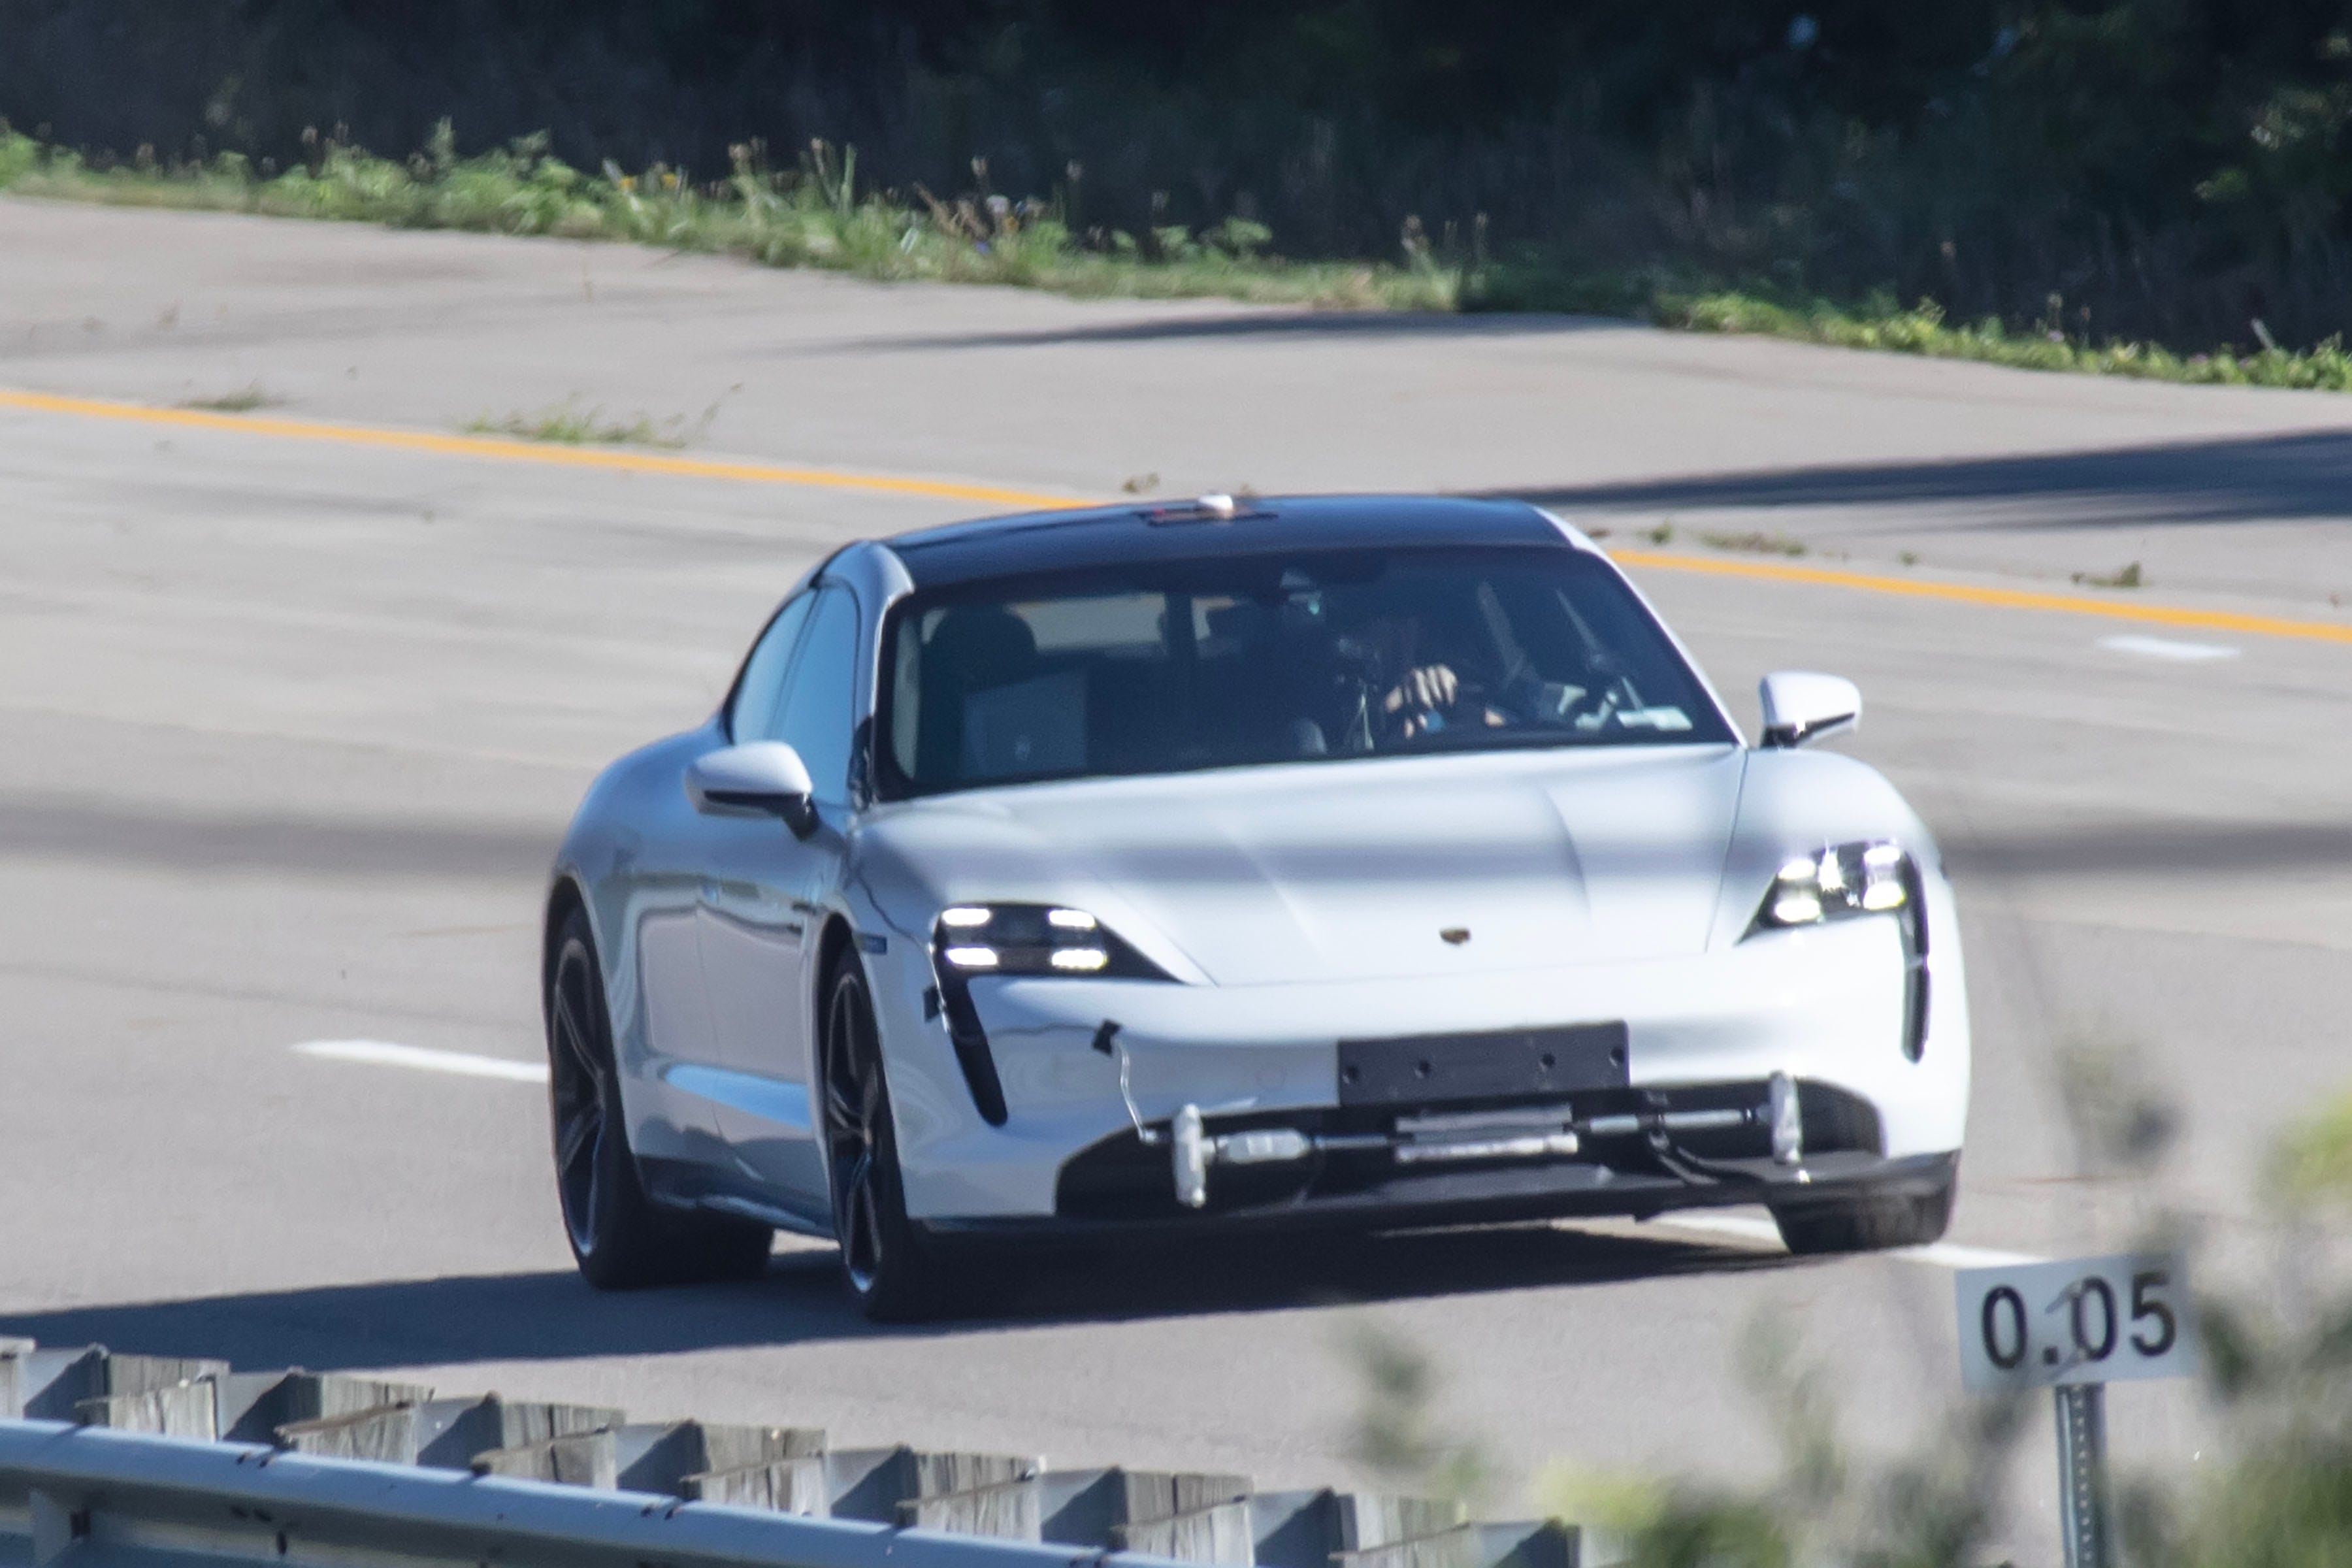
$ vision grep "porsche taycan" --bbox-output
[543,494,1969,1318]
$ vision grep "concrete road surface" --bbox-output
[5,197,2351,1557]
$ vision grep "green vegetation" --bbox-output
[9,122,2352,393]
[2074,561,2148,589]
[1346,1325,1494,1512]
[16,3,2352,378]
[2270,1091,2352,1207]
[1698,529,1809,558]
[178,383,278,412]
[1333,1036,2352,1565]
[0,126,1454,312]
[463,397,695,448]
[1662,294,2352,393]
[1511,1071,2352,1565]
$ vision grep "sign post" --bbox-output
[2053,1382,2110,1568]
[1953,1251,2196,1568]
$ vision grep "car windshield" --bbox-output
[877,545,1733,798]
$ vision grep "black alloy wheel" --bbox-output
[546,908,772,1288]
[821,956,951,1320]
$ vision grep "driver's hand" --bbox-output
[1382,663,1463,736]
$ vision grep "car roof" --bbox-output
[879,494,1571,589]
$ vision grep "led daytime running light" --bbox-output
[930,902,1169,981]
[1756,840,1911,932]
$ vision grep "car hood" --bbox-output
[859,745,1746,986]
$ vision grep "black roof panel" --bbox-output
[883,494,1569,587]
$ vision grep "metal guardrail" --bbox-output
[0,1417,1154,1568]
[0,1340,1592,1568]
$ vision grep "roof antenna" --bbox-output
[1196,493,1237,519]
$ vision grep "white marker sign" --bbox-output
[1954,1251,2197,1393]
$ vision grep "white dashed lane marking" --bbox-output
[2099,634,2240,662]
[293,1039,547,1083]
[1650,1208,2045,1270]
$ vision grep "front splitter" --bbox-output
[919,1149,1959,1241]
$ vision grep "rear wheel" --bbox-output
[546,908,772,1288]
[1771,1169,1956,1255]
[821,956,958,1321]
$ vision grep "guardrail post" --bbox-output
[685,1454,832,1512]
[0,1341,33,1422]
[74,1377,219,1438]
[276,1400,424,1461]
[904,1476,1045,1539]
[1115,1499,1255,1563]
[27,1486,87,1565]
[472,1428,621,1489]
[220,1371,435,1443]
[825,1445,1041,1524]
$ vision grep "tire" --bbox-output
[1771,1169,1956,1255]
[819,955,958,1321]
[546,908,772,1288]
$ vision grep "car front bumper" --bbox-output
[868,909,1968,1224]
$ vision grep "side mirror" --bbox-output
[1758,672,1861,749]
[687,742,817,834]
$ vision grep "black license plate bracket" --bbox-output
[1336,1022,1629,1109]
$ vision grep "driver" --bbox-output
[1323,580,1616,749]
[1328,590,1511,747]
[1366,612,1507,740]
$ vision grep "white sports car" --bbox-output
[544,495,1969,1318]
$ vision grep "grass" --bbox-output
[1505,1066,2352,1568]
[1474,260,2352,391]
[1699,529,1808,557]
[0,125,1454,312]
[463,398,690,448]
[2074,561,2146,589]
[178,383,280,412]
[8,122,2352,392]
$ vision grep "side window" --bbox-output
[728,593,816,742]
[777,585,862,804]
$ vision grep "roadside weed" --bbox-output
[10,122,2352,392]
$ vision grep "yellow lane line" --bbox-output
[1606,548,2352,646]
[7,385,2348,647]
[0,388,1085,512]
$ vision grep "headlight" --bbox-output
[931,904,1172,979]
[1750,840,1912,932]
[1746,840,1932,1061]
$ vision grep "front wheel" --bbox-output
[1772,1169,1956,1255]
[821,956,959,1321]
[546,909,772,1288]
